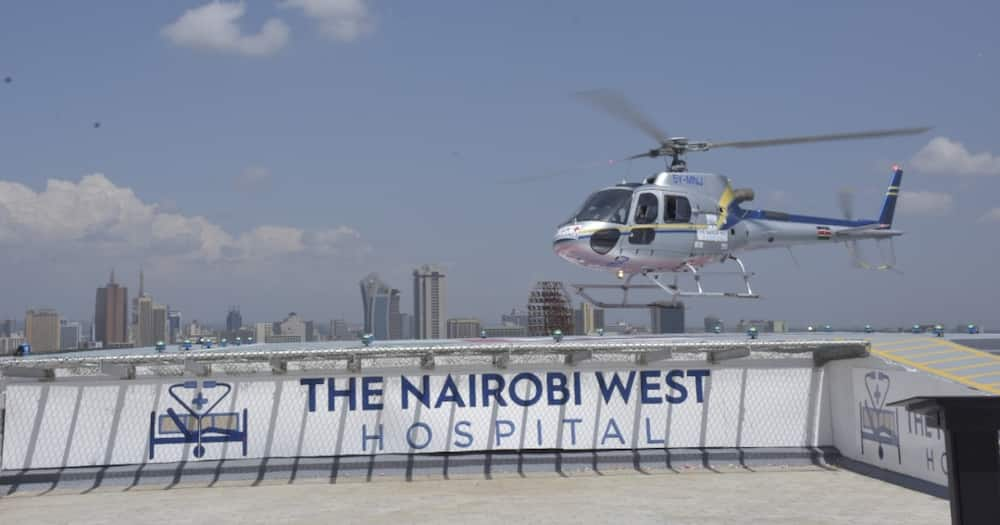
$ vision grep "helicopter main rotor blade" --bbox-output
[706,126,931,150]
[499,158,620,184]
[575,89,670,145]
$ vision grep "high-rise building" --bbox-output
[153,305,168,344]
[305,320,315,342]
[168,310,182,343]
[255,322,274,343]
[527,281,574,336]
[226,306,242,335]
[94,269,128,345]
[447,318,481,338]
[388,289,402,339]
[26,308,61,353]
[136,295,155,347]
[573,303,604,335]
[1,319,14,337]
[60,320,82,350]
[650,302,685,334]
[361,273,397,340]
[399,313,413,340]
[413,265,446,339]
[329,319,350,340]
[269,312,306,343]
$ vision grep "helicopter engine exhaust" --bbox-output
[731,188,754,206]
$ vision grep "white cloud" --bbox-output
[162,2,290,57]
[283,0,373,41]
[235,166,272,192]
[0,174,366,263]
[896,190,954,216]
[979,208,1000,222]
[911,137,1000,176]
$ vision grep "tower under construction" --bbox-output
[527,281,574,336]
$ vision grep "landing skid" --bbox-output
[572,256,760,308]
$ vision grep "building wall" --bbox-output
[152,306,168,344]
[413,265,446,339]
[26,309,60,353]
[60,322,81,350]
[95,282,127,345]
[136,296,155,347]
[447,319,481,338]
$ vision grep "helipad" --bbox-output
[0,331,992,522]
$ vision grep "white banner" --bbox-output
[2,364,825,469]
[847,367,973,486]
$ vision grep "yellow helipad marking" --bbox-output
[900,349,959,360]
[963,370,1000,379]
[874,338,929,347]
[870,339,1000,395]
[941,360,997,372]
[921,354,983,366]
[880,342,946,354]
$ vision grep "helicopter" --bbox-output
[551,90,929,307]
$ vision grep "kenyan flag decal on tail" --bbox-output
[816,226,832,240]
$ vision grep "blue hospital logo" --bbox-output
[148,380,248,459]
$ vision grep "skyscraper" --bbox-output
[136,295,155,347]
[651,302,685,334]
[94,269,128,345]
[1,319,13,337]
[413,265,446,339]
[60,320,82,350]
[26,308,60,353]
[152,305,168,344]
[361,273,396,340]
[226,306,242,334]
[168,310,182,343]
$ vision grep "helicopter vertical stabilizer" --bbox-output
[878,166,903,227]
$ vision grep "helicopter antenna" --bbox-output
[576,89,931,172]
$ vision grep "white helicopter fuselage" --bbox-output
[553,170,902,277]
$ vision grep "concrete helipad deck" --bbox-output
[0,467,948,525]
[867,333,1000,394]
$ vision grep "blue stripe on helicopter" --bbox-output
[739,210,877,228]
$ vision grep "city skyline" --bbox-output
[1,2,999,329]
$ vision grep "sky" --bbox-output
[1,1,999,329]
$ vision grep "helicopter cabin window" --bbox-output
[664,195,692,223]
[568,188,633,225]
[633,192,659,224]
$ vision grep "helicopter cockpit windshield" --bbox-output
[566,188,633,225]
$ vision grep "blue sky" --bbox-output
[1,1,998,329]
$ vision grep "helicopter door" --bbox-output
[629,192,658,245]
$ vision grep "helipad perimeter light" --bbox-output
[968,324,979,334]
[747,326,759,339]
[155,341,166,352]
[912,324,922,334]
[552,329,564,342]
[361,333,374,347]
[480,329,487,339]
[934,325,944,337]
[807,325,815,332]
[183,339,192,351]
[597,328,605,336]
[864,324,873,333]
[713,325,722,334]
